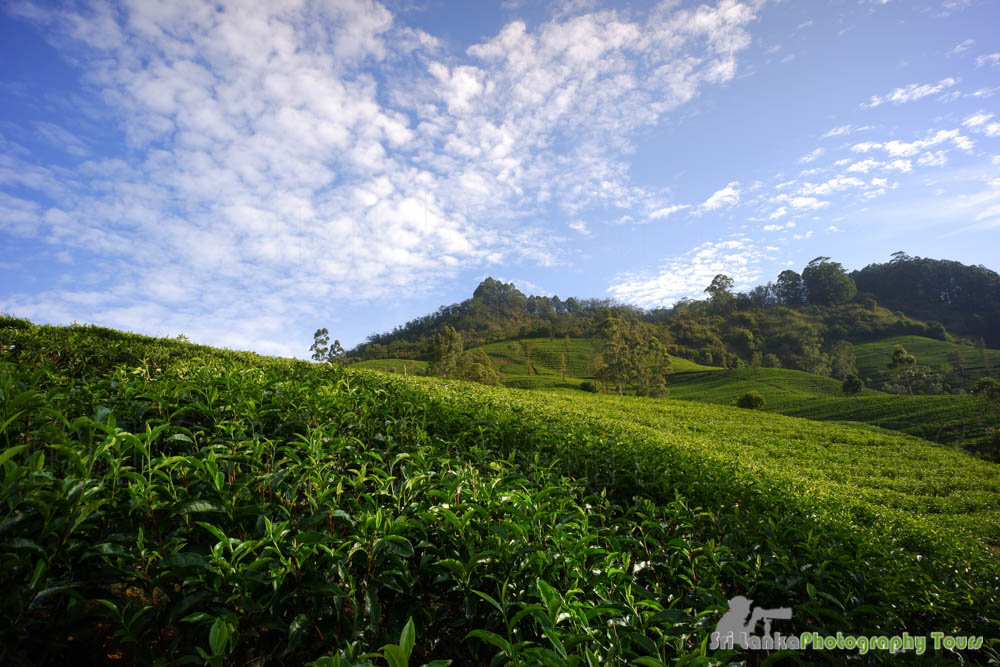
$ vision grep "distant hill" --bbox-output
[852,253,1000,346]
[348,256,999,385]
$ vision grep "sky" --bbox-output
[1,0,998,357]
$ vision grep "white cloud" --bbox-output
[963,111,1000,137]
[822,124,873,138]
[772,193,829,210]
[916,151,948,167]
[1,0,762,352]
[699,181,741,212]
[797,176,866,197]
[798,147,824,163]
[963,110,994,128]
[861,77,958,108]
[648,204,690,220]
[568,220,591,235]
[976,53,1000,67]
[607,236,767,307]
[950,39,974,55]
[850,128,973,157]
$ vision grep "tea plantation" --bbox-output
[2,319,999,664]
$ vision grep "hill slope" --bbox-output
[2,319,999,664]
[854,334,1000,389]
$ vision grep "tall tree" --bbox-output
[597,315,634,396]
[430,326,463,378]
[705,274,735,312]
[830,340,858,380]
[802,257,857,305]
[597,314,671,396]
[774,270,805,306]
[310,328,330,363]
[329,339,345,366]
[888,344,917,394]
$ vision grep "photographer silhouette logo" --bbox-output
[710,595,795,651]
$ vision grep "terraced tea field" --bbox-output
[1,320,999,664]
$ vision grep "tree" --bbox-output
[310,328,330,363]
[705,274,735,312]
[520,340,535,374]
[559,353,567,380]
[430,326,463,378]
[947,350,966,378]
[328,339,345,366]
[774,270,805,306]
[595,314,671,396]
[888,344,917,394]
[972,377,1000,406]
[457,348,502,385]
[802,257,857,305]
[597,315,635,396]
[842,374,864,396]
[829,340,858,380]
[636,337,672,397]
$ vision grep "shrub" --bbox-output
[733,390,765,409]
[580,380,599,393]
[842,374,864,396]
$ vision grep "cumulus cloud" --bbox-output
[607,236,768,307]
[698,181,741,212]
[0,0,761,352]
[963,111,1000,137]
[861,77,958,108]
[798,147,824,163]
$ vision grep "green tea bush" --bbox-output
[1,319,999,664]
[733,390,765,409]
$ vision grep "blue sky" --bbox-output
[1,0,998,357]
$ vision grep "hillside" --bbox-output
[357,335,1000,456]
[355,337,718,391]
[2,319,999,664]
[667,366,997,454]
[854,335,1000,390]
[344,256,1000,380]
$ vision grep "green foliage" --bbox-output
[829,340,857,380]
[842,374,864,396]
[579,380,599,393]
[973,377,1000,404]
[773,270,805,306]
[595,315,671,396]
[733,390,765,409]
[4,319,1000,664]
[310,327,330,362]
[802,257,858,306]
[853,253,1000,346]
[429,326,463,378]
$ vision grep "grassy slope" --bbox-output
[355,337,718,391]
[854,334,1000,388]
[3,320,1000,663]
[357,337,1000,450]
[667,366,996,450]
